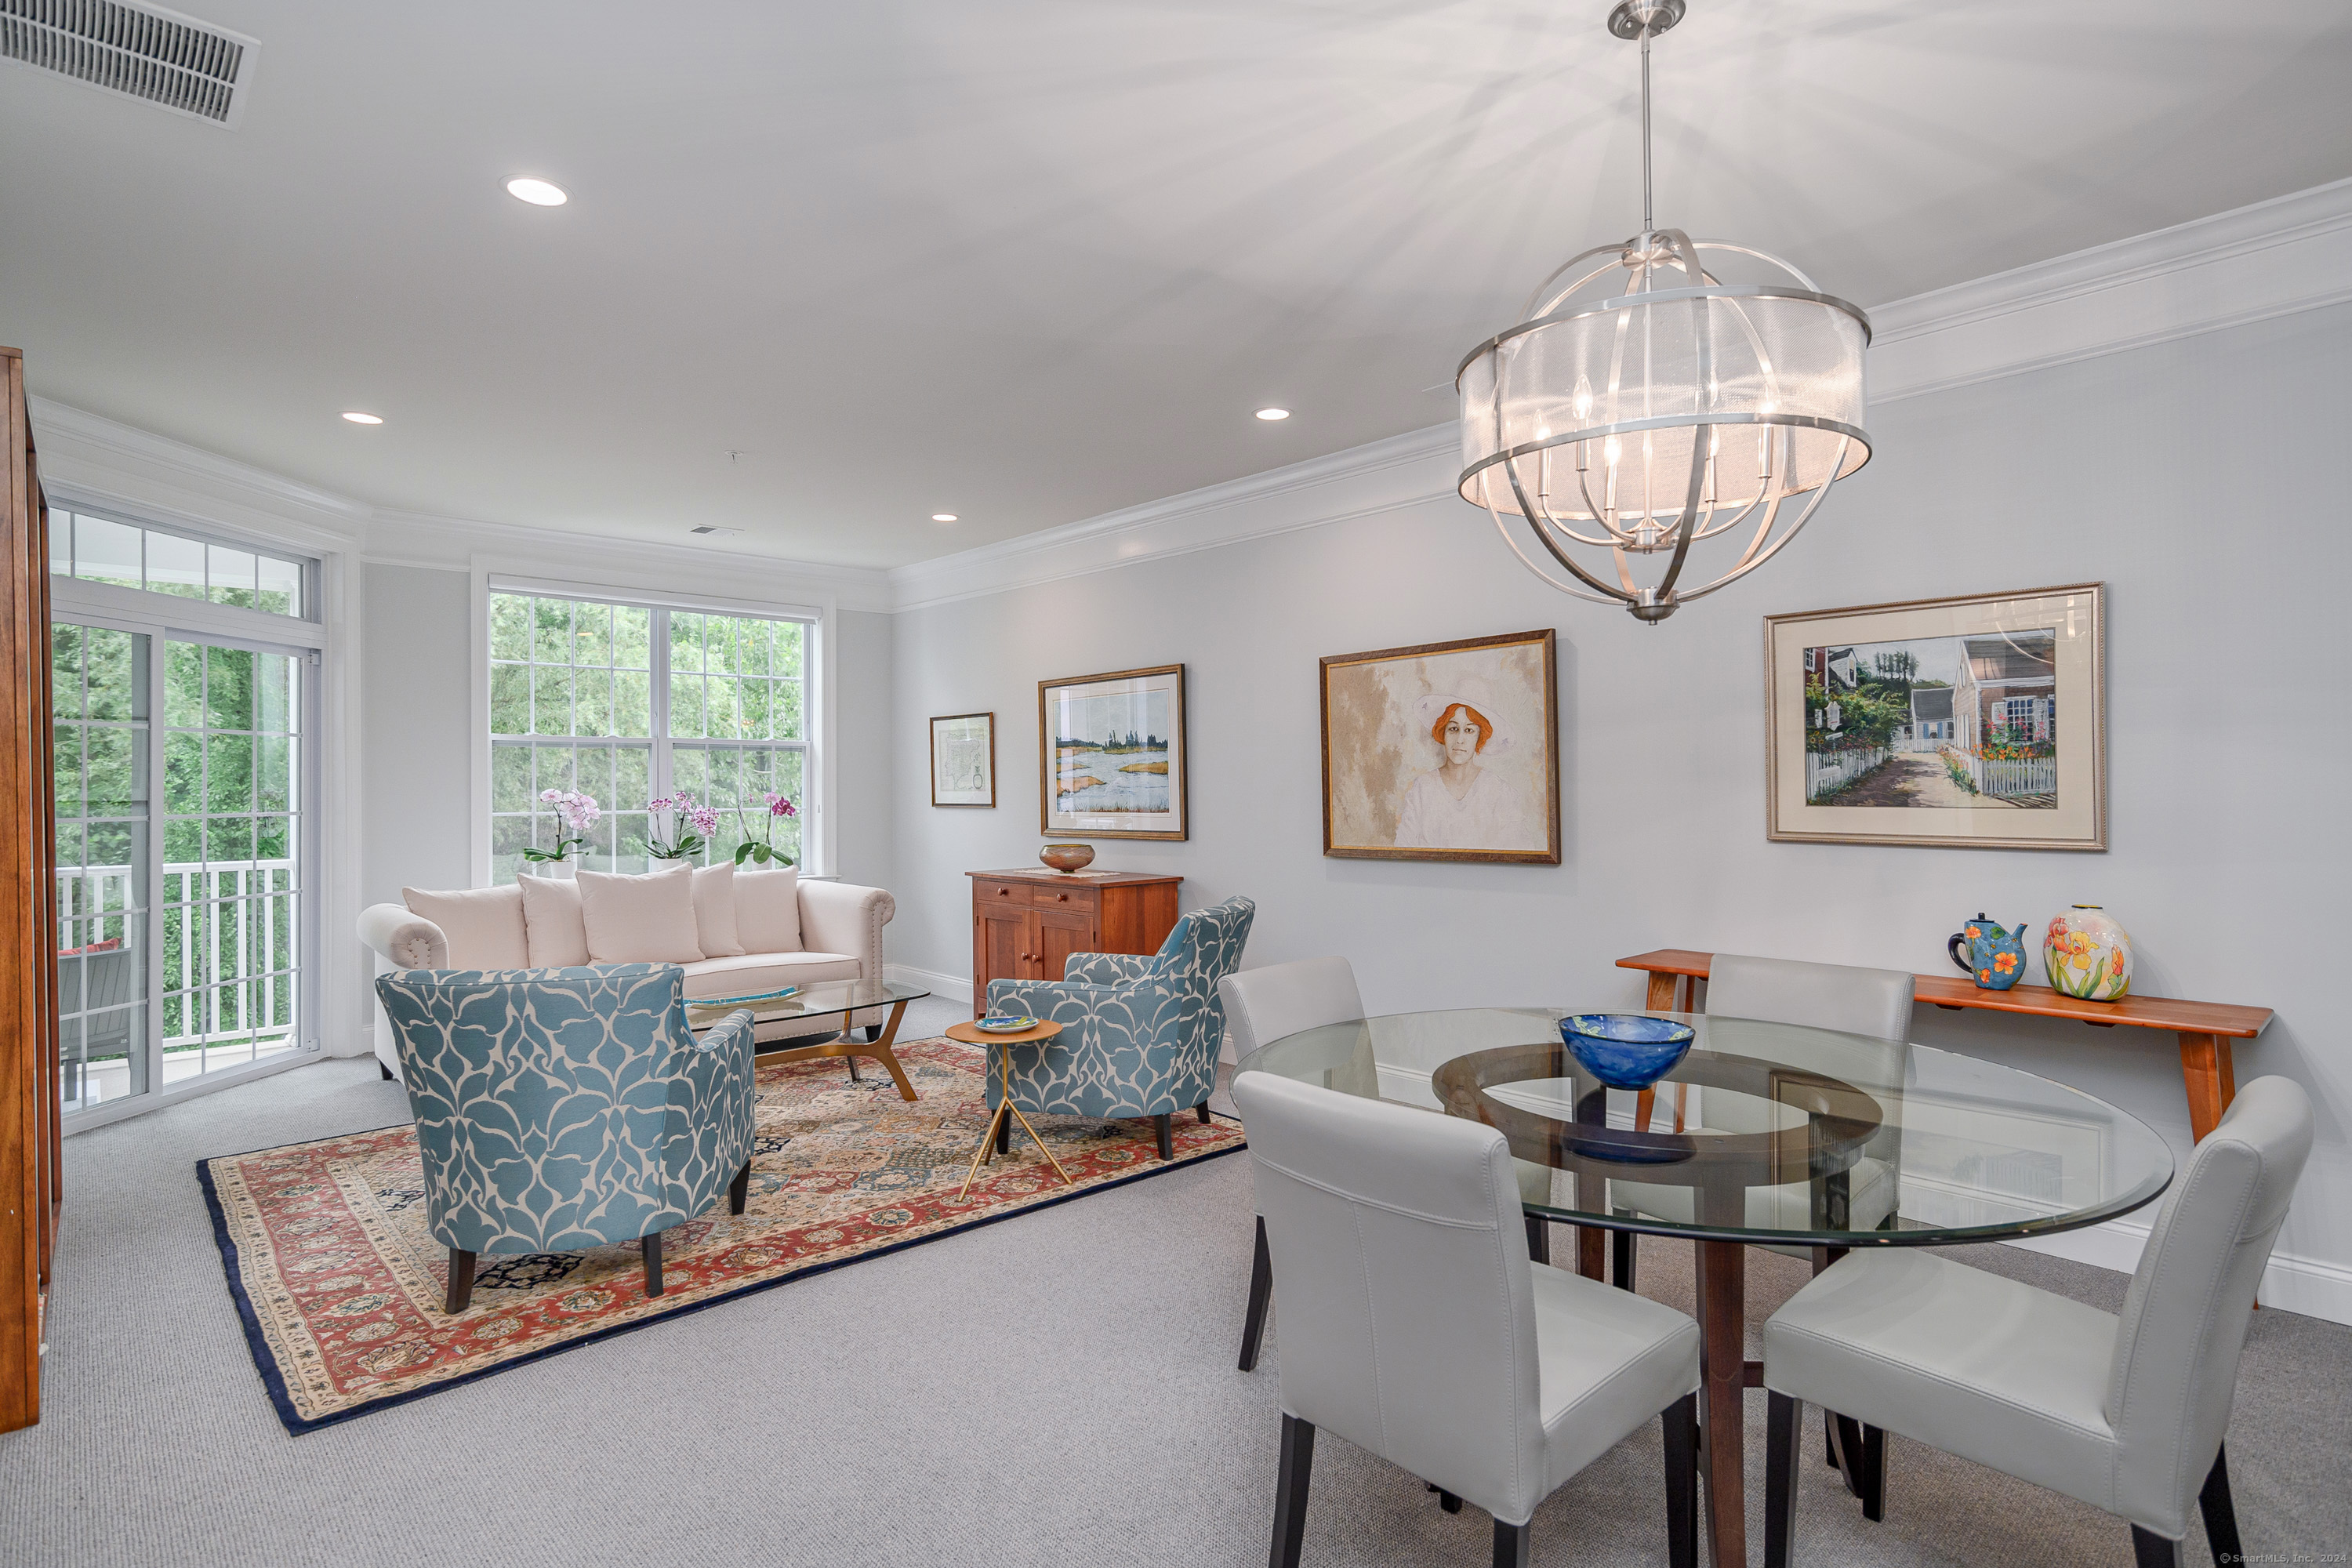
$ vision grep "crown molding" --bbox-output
[889,177,2352,612]
[887,422,1461,612]
[1867,175,2352,404]
[27,397,895,611]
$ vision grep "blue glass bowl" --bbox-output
[1559,1014,1696,1090]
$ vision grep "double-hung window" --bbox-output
[487,590,812,882]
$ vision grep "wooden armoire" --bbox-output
[2,346,60,1433]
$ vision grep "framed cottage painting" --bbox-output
[1321,629,1559,864]
[1039,664,1186,840]
[1766,583,2105,850]
[929,712,995,807]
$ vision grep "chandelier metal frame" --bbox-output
[1454,0,1873,622]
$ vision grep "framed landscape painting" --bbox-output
[1765,583,2105,850]
[1039,664,1186,840]
[929,711,995,807]
[1321,628,1559,864]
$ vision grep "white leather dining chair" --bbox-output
[1762,1076,2313,1568]
[1609,953,1915,1287]
[1221,957,1367,1372]
[1235,1070,1701,1568]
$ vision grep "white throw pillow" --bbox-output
[577,862,704,964]
[401,884,528,969]
[692,862,746,958]
[516,875,590,967]
[734,866,803,954]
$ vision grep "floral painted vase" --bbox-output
[2045,906,2132,1001]
[1948,913,2028,990]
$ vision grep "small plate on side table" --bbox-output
[975,1014,1040,1033]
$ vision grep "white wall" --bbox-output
[360,565,474,907]
[830,608,896,891]
[888,301,2352,1320]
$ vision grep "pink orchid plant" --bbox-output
[734,791,797,866]
[522,789,601,863]
[642,791,720,861]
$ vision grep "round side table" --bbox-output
[944,1018,1070,1196]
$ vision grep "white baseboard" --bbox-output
[1998,1218,2352,1327]
[888,962,972,1007]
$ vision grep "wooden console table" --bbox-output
[1617,949,2271,1144]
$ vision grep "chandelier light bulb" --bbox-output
[1453,0,1871,622]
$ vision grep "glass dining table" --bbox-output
[1236,1007,2176,1568]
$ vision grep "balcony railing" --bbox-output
[58,859,299,1054]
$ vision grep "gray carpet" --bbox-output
[3,1001,2347,1567]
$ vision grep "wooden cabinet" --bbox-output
[2,347,58,1434]
[967,869,1181,1016]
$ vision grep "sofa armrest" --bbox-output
[358,902,447,970]
[797,880,894,971]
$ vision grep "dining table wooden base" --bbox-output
[1694,1238,1748,1568]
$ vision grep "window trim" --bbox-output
[474,573,829,882]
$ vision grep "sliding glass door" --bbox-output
[162,637,304,1084]
[53,614,315,1118]
[53,620,151,1113]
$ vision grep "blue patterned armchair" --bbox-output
[985,897,1255,1159]
[373,963,758,1312]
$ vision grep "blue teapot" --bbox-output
[1948,913,2027,991]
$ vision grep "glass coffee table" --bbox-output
[687,978,931,1102]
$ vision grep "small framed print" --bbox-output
[1766,583,2106,851]
[1320,628,1560,864]
[1039,664,1186,840]
[929,712,996,807]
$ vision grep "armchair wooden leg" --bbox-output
[1491,1519,1531,1568]
[862,1022,883,1044]
[1272,1414,1315,1568]
[1613,1225,1638,1293]
[642,1231,664,1298]
[444,1247,475,1315]
[2198,1444,2242,1566]
[379,1061,395,1081]
[996,1106,1012,1156]
[2132,1526,2185,1568]
[1197,1100,1213,1124]
[1436,1489,1463,1514]
[1523,1212,1550,1265]
[728,1159,752,1216]
[1766,1391,1801,1568]
[1154,1112,1174,1160]
[1240,1215,1274,1371]
[1664,1392,1700,1568]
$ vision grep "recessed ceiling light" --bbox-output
[340,411,383,425]
[1256,408,1290,421]
[506,177,568,207]
[931,514,958,523]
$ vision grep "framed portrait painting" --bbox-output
[1765,583,2105,850]
[929,711,995,807]
[1321,629,1559,864]
[1039,664,1186,840]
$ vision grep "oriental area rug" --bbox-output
[198,1037,1245,1433]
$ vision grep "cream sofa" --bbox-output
[358,864,894,1083]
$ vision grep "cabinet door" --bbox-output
[976,907,1028,1012]
[1036,906,1096,983]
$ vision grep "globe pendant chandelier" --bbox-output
[1456,0,1872,622]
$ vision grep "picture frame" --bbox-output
[928,711,996,808]
[1038,664,1186,840]
[1319,628,1560,865]
[1764,583,2106,851]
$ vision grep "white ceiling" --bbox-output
[2,0,2347,568]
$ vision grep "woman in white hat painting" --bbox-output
[1393,677,1532,850]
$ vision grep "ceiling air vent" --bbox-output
[1,0,260,127]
